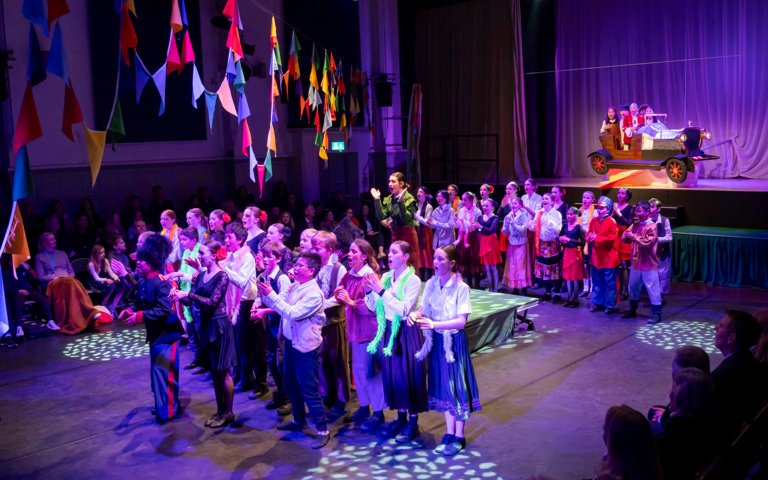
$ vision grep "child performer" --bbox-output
[648,198,672,299]
[410,245,481,456]
[414,186,435,281]
[497,182,519,259]
[478,199,502,292]
[428,190,456,253]
[559,207,584,307]
[578,191,596,298]
[312,231,351,415]
[334,239,387,429]
[612,188,635,300]
[364,240,426,443]
[587,197,620,314]
[119,234,184,423]
[251,242,293,415]
[266,223,294,273]
[620,201,662,324]
[454,192,482,289]
[527,193,563,301]
[501,197,531,294]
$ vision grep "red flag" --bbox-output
[241,119,251,156]
[329,53,336,73]
[314,110,321,132]
[180,30,196,64]
[120,6,138,65]
[47,0,70,28]
[227,22,243,61]
[299,96,307,120]
[167,35,182,75]
[257,164,265,198]
[62,80,83,142]
[13,84,43,153]
[222,0,237,20]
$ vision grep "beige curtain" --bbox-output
[414,0,531,184]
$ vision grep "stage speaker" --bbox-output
[374,80,393,107]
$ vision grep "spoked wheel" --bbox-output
[666,158,688,183]
[590,154,609,175]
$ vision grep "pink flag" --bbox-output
[217,78,238,117]
[170,0,183,33]
[181,30,196,64]
[241,119,251,156]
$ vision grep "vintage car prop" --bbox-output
[588,121,719,183]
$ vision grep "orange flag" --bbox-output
[170,0,183,33]
[2,202,31,274]
[84,126,107,187]
[266,124,276,153]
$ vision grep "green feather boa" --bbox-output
[366,266,415,356]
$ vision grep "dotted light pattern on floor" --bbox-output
[62,329,149,361]
[635,320,718,354]
[302,443,501,479]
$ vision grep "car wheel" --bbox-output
[666,159,688,183]
[590,154,609,175]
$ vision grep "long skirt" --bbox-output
[319,320,351,405]
[534,240,562,281]
[479,234,502,266]
[499,232,509,253]
[502,243,531,289]
[427,330,481,421]
[562,247,584,281]
[458,231,482,277]
[617,226,632,261]
[378,321,428,413]
[418,226,434,269]
[46,277,102,335]
[392,225,421,270]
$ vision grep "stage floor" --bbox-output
[537,176,768,192]
[2,283,767,479]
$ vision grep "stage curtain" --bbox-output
[414,0,531,183]
[673,227,768,289]
[553,0,768,179]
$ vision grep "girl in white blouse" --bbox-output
[527,193,563,301]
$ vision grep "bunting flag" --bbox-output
[47,23,68,80]
[227,16,244,61]
[13,146,35,201]
[23,0,49,36]
[179,0,188,26]
[266,123,276,153]
[170,0,183,33]
[134,53,149,103]
[256,17,281,190]
[62,79,83,141]
[263,149,273,183]
[151,63,168,115]
[84,126,107,186]
[299,96,307,120]
[181,30,196,64]
[108,100,126,139]
[0,260,8,334]
[48,0,71,29]
[321,50,329,95]
[13,84,43,154]
[126,0,137,16]
[288,30,301,80]
[237,93,250,123]
[2,202,32,276]
[120,4,138,65]
[226,51,237,81]
[248,145,257,182]
[222,0,237,21]
[191,63,204,108]
[217,78,237,116]
[204,92,217,129]
[270,17,281,68]
[241,119,251,155]
[234,61,246,93]
[28,25,47,86]
[166,30,182,74]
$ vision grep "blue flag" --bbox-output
[27,25,47,86]
[13,146,34,201]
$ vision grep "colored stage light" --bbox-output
[634,320,718,354]
[63,328,149,362]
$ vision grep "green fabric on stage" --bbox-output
[673,226,768,289]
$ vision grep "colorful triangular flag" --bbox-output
[134,53,151,103]
[241,118,251,155]
[167,31,182,75]
[217,78,237,117]
[13,84,43,153]
[237,94,250,123]
[191,63,204,108]
[13,146,34,201]
[62,80,83,141]
[27,25,47,86]
[23,0,49,36]
[47,23,68,80]
[120,4,138,65]
[47,0,70,29]
[204,92,217,129]
[151,63,168,115]
[84,126,107,187]
[181,30,196,64]
[2,202,32,274]
[170,0,183,33]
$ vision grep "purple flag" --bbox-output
[237,93,250,123]
[191,63,205,108]
[134,53,151,103]
[152,63,168,115]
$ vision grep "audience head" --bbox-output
[38,232,56,252]
[136,234,171,274]
[670,367,716,418]
[89,244,107,266]
[602,405,662,480]
[672,345,710,374]
[715,309,760,355]
[133,218,147,235]
[151,185,165,201]
[280,211,295,229]
[109,235,127,254]
[754,310,768,366]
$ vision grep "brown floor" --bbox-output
[1,281,766,480]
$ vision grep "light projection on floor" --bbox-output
[635,320,717,353]
[63,328,149,361]
[302,443,501,479]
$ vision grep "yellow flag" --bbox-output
[309,64,318,89]
[2,202,31,274]
[267,124,276,154]
[84,126,107,187]
[318,146,328,161]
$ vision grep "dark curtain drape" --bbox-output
[554,0,768,179]
[414,0,531,184]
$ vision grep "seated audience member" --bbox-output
[656,368,721,480]
[34,232,103,334]
[712,309,767,436]
[357,203,385,258]
[127,216,148,253]
[87,244,121,316]
[600,405,662,480]
[279,211,300,250]
[754,309,768,367]
[2,257,59,346]
[319,209,338,233]
[648,345,711,431]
